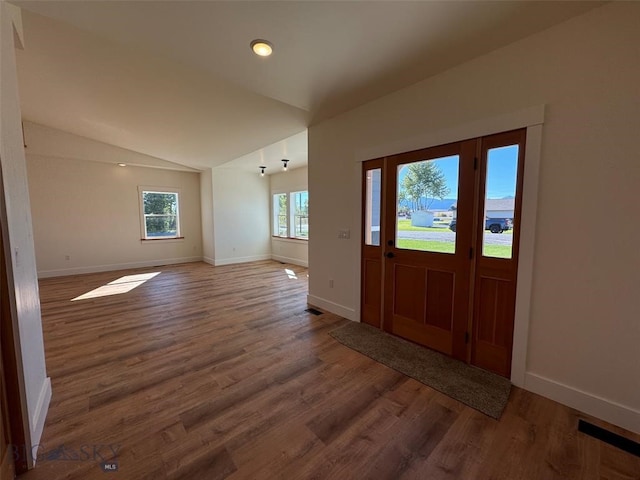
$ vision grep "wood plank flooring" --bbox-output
[18,260,640,479]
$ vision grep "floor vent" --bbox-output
[578,419,640,457]
[305,308,323,316]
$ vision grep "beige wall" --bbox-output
[200,168,215,264]
[27,136,203,277]
[212,168,271,265]
[308,2,640,433]
[0,3,50,454]
[270,166,308,267]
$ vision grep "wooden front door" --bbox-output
[383,140,476,360]
[361,129,526,377]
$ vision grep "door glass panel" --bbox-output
[482,145,518,258]
[364,168,381,246]
[396,155,459,254]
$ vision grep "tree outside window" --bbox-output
[399,161,449,212]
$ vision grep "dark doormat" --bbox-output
[330,321,511,419]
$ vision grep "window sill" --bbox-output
[271,236,308,243]
[141,236,185,243]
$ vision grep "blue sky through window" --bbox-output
[486,145,518,199]
[398,145,518,202]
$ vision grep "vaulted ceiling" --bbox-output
[13,1,602,171]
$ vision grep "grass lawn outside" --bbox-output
[482,244,513,258]
[397,219,450,232]
[396,239,512,259]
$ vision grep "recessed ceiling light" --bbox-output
[117,163,127,167]
[251,39,273,57]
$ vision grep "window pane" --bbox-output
[273,193,288,236]
[364,168,381,246]
[396,155,459,254]
[482,145,518,259]
[144,192,177,215]
[142,191,179,238]
[292,191,309,239]
[145,215,177,238]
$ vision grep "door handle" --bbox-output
[385,252,395,259]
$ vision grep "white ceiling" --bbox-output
[217,130,307,175]
[13,1,603,171]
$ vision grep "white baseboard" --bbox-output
[271,255,308,267]
[31,377,51,455]
[37,257,203,278]
[524,372,640,435]
[307,294,356,321]
[214,254,271,266]
[202,256,215,266]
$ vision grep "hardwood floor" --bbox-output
[18,260,639,479]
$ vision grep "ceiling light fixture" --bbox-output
[251,39,273,57]
[281,159,289,171]
[117,163,127,167]
[259,166,266,177]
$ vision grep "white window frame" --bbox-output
[290,190,309,240]
[138,186,182,241]
[272,190,309,240]
[272,192,289,237]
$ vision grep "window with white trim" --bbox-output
[273,193,288,237]
[272,190,309,239]
[139,188,181,239]
[291,191,309,239]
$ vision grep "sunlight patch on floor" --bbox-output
[71,272,161,301]
[285,268,298,279]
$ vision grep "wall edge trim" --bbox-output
[525,372,640,435]
[271,255,308,267]
[37,256,203,278]
[307,294,356,321]
[213,254,271,266]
